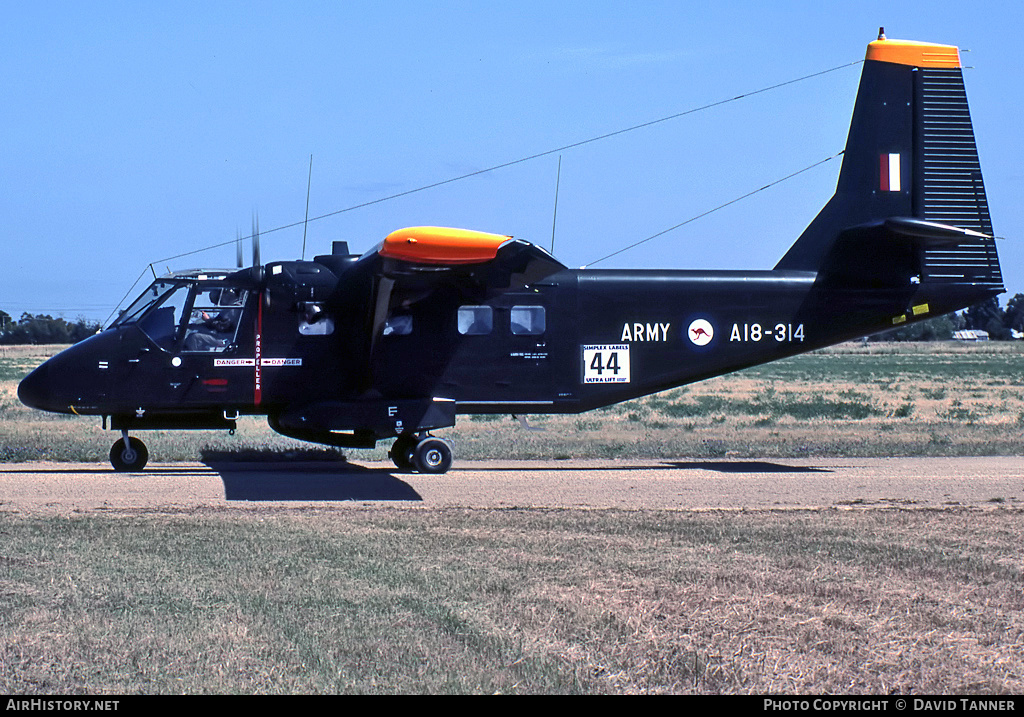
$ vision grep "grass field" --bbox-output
[2,342,1023,694]
[1,507,1022,694]
[3,342,1024,463]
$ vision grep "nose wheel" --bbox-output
[389,434,453,474]
[110,433,149,472]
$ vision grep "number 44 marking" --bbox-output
[591,351,620,374]
[582,344,631,384]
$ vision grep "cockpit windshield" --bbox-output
[111,280,247,352]
[111,280,184,329]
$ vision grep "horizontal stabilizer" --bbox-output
[883,217,990,244]
[817,217,999,289]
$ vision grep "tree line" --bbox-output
[2,294,1024,344]
[0,311,102,345]
[876,294,1024,342]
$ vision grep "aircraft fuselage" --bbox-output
[17,33,1007,473]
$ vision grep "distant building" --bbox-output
[952,330,990,342]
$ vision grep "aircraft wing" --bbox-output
[365,227,567,350]
[376,226,565,288]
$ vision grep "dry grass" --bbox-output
[453,341,1024,460]
[0,507,1022,694]
[4,342,1024,462]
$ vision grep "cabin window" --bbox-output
[458,306,492,335]
[383,315,413,336]
[183,287,246,352]
[511,306,546,335]
[298,302,335,336]
[299,315,335,336]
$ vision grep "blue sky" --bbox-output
[2,1,1022,322]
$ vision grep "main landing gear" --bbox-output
[389,434,453,474]
[107,429,449,474]
[110,430,149,472]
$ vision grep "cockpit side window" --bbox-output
[182,287,247,352]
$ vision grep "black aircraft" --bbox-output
[19,33,1003,474]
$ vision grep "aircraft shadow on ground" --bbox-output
[0,466,209,476]
[468,460,833,474]
[201,450,422,502]
[664,460,833,474]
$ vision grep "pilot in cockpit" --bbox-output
[183,289,243,351]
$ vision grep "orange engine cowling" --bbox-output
[380,226,512,265]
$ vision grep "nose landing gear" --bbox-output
[389,434,453,474]
[110,431,149,472]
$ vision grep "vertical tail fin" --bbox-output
[776,31,1002,293]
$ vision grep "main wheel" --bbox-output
[389,434,417,472]
[110,437,149,472]
[412,437,453,474]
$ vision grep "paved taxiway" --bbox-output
[0,457,1022,514]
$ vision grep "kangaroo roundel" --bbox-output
[688,319,715,346]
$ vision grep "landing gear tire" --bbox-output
[110,437,149,472]
[412,437,453,474]
[389,434,417,471]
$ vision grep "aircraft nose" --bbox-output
[17,362,53,412]
[19,332,118,414]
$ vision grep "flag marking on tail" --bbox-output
[880,153,901,192]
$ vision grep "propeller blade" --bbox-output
[236,230,243,268]
[252,215,261,269]
[250,214,264,284]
